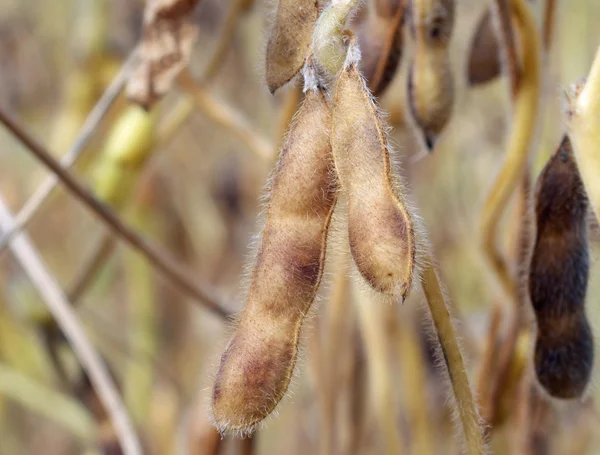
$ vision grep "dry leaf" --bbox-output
[127,0,200,109]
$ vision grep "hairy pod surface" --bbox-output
[212,73,336,433]
[332,55,415,299]
[529,136,594,399]
[467,10,500,86]
[407,0,455,150]
[354,0,405,97]
[266,0,318,93]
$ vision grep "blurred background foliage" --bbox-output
[0,0,600,454]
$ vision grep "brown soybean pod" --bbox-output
[407,0,455,150]
[265,0,318,93]
[212,70,336,433]
[332,53,415,299]
[529,135,594,399]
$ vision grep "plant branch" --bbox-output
[480,0,540,304]
[177,70,274,161]
[0,196,142,455]
[421,258,486,455]
[0,107,232,319]
[0,51,138,257]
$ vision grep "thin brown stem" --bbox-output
[0,51,138,257]
[421,258,486,455]
[0,107,231,319]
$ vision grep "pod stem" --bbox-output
[421,258,486,455]
[313,0,363,75]
[568,45,600,222]
[480,0,540,303]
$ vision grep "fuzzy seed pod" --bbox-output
[265,0,319,93]
[353,0,405,97]
[332,44,416,299]
[529,136,594,399]
[467,10,501,86]
[407,0,455,151]
[212,66,336,433]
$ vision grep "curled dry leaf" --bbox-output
[332,43,416,299]
[212,64,336,433]
[529,136,594,399]
[468,10,501,86]
[353,0,405,97]
[266,0,319,94]
[127,0,200,109]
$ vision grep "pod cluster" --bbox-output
[212,0,419,434]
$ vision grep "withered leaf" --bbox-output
[127,0,200,109]
[265,0,318,94]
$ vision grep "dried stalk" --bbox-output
[0,52,138,257]
[0,196,142,455]
[421,259,486,455]
[480,0,540,303]
[0,107,231,318]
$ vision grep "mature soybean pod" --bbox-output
[212,67,336,433]
[332,49,416,299]
[407,0,455,151]
[265,0,318,93]
[529,135,594,399]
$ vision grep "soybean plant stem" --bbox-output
[0,107,231,319]
[421,259,486,455]
[0,51,137,257]
[0,196,142,455]
[480,0,540,304]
